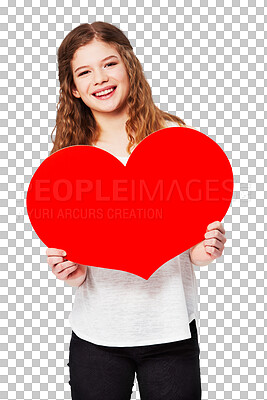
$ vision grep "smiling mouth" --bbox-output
[92,86,117,98]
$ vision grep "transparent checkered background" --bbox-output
[0,0,266,399]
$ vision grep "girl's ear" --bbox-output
[72,87,81,98]
[71,83,81,98]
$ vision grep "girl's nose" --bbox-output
[93,68,108,85]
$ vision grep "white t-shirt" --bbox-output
[68,120,200,347]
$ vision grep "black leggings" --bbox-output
[67,319,202,400]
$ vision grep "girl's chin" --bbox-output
[91,104,123,113]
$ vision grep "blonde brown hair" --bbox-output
[50,21,189,156]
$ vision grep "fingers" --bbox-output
[55,265,78,281]
[204,222,226,259]
[204,238,224,251]
[46,248,68,269]
[205,246,222,258]
[47,256,64,268]
[207,221,225,235]
[204,230,227,244]
[46,248,78,281]
[46,248,66,257]
[52,261,78,280]
[53,260,76,274]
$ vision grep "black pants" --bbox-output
[67,319,202,400]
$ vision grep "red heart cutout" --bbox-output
[27,127,233,279]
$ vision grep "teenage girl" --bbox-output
[46,21,226,400]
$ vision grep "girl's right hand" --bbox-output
[46,248,87,282]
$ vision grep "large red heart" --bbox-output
[27,127,234,279]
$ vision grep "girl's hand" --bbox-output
[46,248,87,282]
[189,221,227,266]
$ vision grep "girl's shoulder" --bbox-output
[164,119,198,131]
[164,119,180,128]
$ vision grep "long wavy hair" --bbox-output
[50,21,190,156]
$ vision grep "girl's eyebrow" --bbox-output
[74,55,119,74]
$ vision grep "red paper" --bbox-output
[27,127,234,279]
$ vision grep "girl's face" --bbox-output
[71,39,130,118]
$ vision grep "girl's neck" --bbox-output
[93,109,130,144]
[92,109,137,157]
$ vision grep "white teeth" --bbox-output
[94,87,115,97]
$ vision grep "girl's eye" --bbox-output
[78,63,117,77]
[105,62,117,67]
[79,70,90,76]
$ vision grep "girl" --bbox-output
[46,21,226,400]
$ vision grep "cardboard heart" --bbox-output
[27,127,234,279]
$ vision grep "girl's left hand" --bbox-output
[189,221,227,266]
